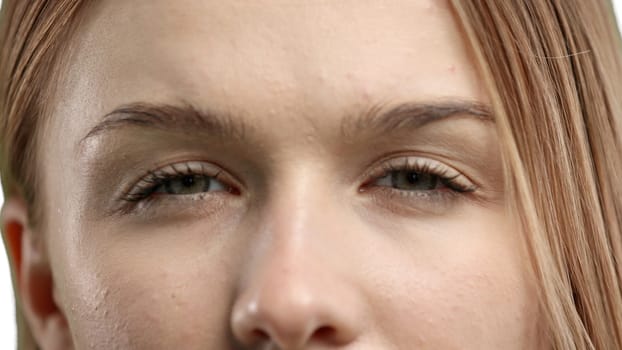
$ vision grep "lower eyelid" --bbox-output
[121,191,231,219]
[366,183,458,199]
[362,186,463,217]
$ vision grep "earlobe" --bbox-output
[1,197,73,350]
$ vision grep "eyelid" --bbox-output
[121,160,241,202]
[360,155,472,187]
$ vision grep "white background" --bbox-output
[1,1,622,348]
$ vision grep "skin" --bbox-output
[2,0,543,349]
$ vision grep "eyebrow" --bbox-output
[80,100,493,146]
[81,102,248,144]
[341,100,492,139]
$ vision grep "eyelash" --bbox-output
[120,158,476,211]
[122,161,237,204]
[363,157,476,194]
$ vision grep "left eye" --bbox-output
[375,170,444,191]
[153,174,226,195]
[366,157,475,194]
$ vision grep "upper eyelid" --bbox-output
[361,155,480,193]
[391,157,478,186]
[135,162,217,187]
[382,158,458,175]
[122,161,233,198]
[361,155,460,183]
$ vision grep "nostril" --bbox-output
[313,325,341,343]
[249,325,342,347]
[251,328,270,342]
[315,326,335,337]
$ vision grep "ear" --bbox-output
[1,197,74,350]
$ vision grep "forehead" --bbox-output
[52,0,485,142]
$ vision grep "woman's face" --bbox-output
[36,0,540,348]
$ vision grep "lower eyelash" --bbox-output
[373,184,461,202]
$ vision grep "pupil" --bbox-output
[406,172,419,184]
[181,175,195,187]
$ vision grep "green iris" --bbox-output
[160,175,212,195]
[390,171,439,191]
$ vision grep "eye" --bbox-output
[153,174,226,195]
[375,169,447,191]
[365,157,476,195]
[123,161,237,203]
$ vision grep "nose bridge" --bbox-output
[230,164,361,348]
[249,185,324,299]
[245,162,333,310]
[268,162,325,243]
[255,156,339,253]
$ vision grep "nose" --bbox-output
[230,183,362,349]
[231,276,358,349]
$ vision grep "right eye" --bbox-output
[152,174,227,195]
[123,161,237,203]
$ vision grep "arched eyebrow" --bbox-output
[80,100,493,146]
[81,102,249,144]
[340,100,493,139]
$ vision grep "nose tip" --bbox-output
[231,287,356,349]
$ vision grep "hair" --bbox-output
[1,0,621,349]
[451,1,622,348]
[0,1,90,348]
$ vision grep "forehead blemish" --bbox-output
[345,72,373,103]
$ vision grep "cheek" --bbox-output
[53,222,240,349]
[364,208,539,348]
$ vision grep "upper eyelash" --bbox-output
[367,157,477,193]
[122,162,223,203]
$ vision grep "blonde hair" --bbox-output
[0,1,89,348]
[1,0,621,349]
[452,1,622,348]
